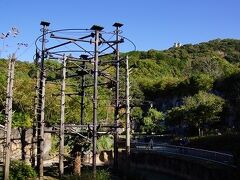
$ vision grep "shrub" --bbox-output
[10,160,37,180]
[96,135,113,152]
[64,169,110,180]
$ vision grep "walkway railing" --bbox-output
[131,142,234,166]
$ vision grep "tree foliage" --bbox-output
[167,91,225,134]
[10,160,37,180]
[0,39,239,135]
[141,108,165,134]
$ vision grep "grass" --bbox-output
[187,133,240,153]
[187,133,240,167]
[44,164,111,180]
[62,169,111,180]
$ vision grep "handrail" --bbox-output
[131,142,234,166]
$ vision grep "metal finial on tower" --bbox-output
[113,22,123,28]
[90,25,104,31]
[40,21,50,27]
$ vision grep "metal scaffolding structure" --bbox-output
[1,21,134,178]
[33,21,135,178]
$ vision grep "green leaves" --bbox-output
[10,160,37,180]
[189,74,214,92]
[167,91,225,130]
[141,108,165,134]
[0,38,240,133]
[96,135,113,152]
[13,112,32,128]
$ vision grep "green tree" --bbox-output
[189,73,214,92]
[10,160,37,180]
[12,112,32,128]
[167,91,225,136]
[141,108,165,134]
[97,135,113,152]
[12,112,33,160]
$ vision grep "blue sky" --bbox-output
[0,0,239,61]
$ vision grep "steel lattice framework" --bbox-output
[34,21,135,179]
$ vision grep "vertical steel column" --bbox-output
[113,22,123,169]
[80,61,86,125]
[125,56,131,155]
[59,55,66,177]
[32,54,40,167]
[37,21,50,179]
[4,54,16,180]
[91,25,103,176]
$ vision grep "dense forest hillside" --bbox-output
[127,39,240,135]
[0,39,240,136]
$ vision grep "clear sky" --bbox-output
[0,0,239,61]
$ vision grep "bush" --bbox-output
[64,169,110,180]
[10,160,37,180]
[187,133,240,152]
[96,135,113,152]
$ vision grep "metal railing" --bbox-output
[131,142,234,166]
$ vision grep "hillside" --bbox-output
[127,39,240,135]
[0,38,240,136]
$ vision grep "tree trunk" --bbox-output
[31,126,37,167]
[73,152,81,176]
[21,128,27,161]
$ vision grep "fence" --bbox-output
[131,142,234,166]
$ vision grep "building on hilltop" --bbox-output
[173,42,182,48]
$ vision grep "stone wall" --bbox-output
[0,128,52,163]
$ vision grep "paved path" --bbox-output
[131,142,234,166]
